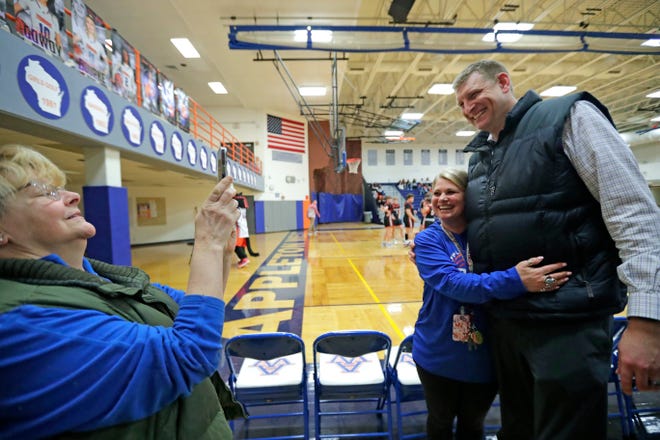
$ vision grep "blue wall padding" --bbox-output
[254,200,265,233]
[296,200,304,230]
[318,193,363,223]
[83,186,131,266]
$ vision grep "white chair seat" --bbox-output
[389,347,421,386]
[318,351,384,386]
[235,352,303,389]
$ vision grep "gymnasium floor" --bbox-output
[132,222,422,358]
[131,222,658,439]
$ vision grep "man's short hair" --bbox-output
[453,59,512,92]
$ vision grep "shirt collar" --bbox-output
[40,254,99,275]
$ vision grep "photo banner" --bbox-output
[158,71,176,125]
[12,0,67,61]
[0,0,10,32]
[174,87,189,132]
[140,55,159,115]
[110,30,137,104]
[71,0,109,87]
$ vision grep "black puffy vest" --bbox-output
[464,91,627,320]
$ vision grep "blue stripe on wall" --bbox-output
[83,186,131,266]
[297,200,303,230]
[255,200,265,234]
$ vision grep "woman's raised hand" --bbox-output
[194,176,240,254]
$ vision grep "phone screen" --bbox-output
[218,147,227,180]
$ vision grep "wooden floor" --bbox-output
[132,222,423,359]
[131,222,645,440]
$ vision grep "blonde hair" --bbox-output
[452,59,512,93]
[433,168,468,191]
[0,144,66,216]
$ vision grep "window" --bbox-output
[367,149,378,166]
[403,149,413,166]
[438,149,448,165]
[386,149,395,166]
[455,148,465,165]
[421,149,430,165]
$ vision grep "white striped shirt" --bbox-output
[563,101,660,320]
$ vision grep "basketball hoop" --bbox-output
[346,158,361,174]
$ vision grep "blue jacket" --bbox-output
[0,255,240,439]
[412,220,526,383]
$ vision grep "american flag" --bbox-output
[267,114,306,154]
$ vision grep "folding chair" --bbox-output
[224,332,308,439]
[388,334,427,439]
[313,330,394,439]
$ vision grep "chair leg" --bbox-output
[315,396,321,439]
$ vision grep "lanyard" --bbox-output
[441,224,473,272]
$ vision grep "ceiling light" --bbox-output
[170,38,200,58]
[496,22,534,31]
[293,28,333,43]
[456,130,475,137]
[428,83,454,95]
[646,91,660,98]
[208,82,228,94]
[384,130,404,136]
[641,39,660,47]
[540,86,577,97]
[483,22,534,43]
[401,112,424,120]
[298,86,326,96]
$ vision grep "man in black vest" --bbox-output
[453,59,660,439]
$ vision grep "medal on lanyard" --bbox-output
[443,225,482,349]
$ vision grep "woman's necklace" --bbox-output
[440,223,473,272]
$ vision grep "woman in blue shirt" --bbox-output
[412,168,571,439]
[0,144,241,438]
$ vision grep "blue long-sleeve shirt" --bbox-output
[0,256,226,439]
[412,220,526,383]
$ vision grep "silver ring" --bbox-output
[544,276,556,287]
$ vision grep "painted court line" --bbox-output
[329,232,406,340]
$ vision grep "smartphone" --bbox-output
[218,147,228,180]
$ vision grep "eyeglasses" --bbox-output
[20,181,64,201]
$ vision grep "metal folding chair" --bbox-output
[313,330,394,439]
[224,332,308,439]
[388,334,427,439]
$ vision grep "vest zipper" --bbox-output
[582,269,595,298]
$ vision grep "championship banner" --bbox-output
[158,71,176,125]
[71,0,109,87]
[12,0,67,62]
[110,30,137,104]
[140,55,159,115]
[174,87,189,132]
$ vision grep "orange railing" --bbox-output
[189,99,262,174]
[6,8,262,175]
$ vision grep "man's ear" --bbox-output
[496,72,512,94]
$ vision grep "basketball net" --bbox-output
[346,158,361,174]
